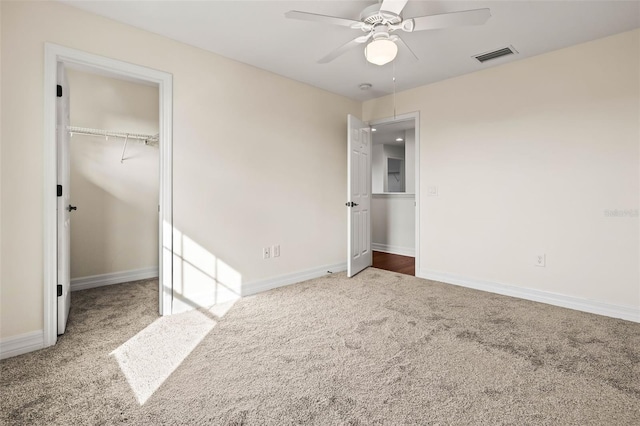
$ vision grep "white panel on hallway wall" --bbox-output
[372,194,415,256]
[67,70,159,279]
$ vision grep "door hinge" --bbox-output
[57,284,62,297]
[57,185,63,197]
[56,85,62,97]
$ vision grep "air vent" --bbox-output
[474,46,518,63]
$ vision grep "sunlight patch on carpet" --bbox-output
[110,307,223,404]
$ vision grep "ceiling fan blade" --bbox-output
[285,10,360,28]
[410,8,491,32]
[392,36,419,60]
[318,34,371,64]
[380,0,409,15]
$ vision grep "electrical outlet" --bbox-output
[535,254,546,267]
[427,186,438,197]
[263,247,271,259]
[273,245,280,258]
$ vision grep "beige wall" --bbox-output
[364,29,640,309]
[0,1,3,319]
[0,1,359,338]
[2,0,636,342]
[67,70,159,279]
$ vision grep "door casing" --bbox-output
[43,43,174,348]
[368,112,421,276]
[56,62,71,334]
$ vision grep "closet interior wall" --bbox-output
[67,69,159,281]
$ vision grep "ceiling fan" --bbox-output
[285,0,491,65]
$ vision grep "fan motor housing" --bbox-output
[371,26,392,40]
[360,4,402,26]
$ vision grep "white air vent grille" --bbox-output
[474,46,518,63]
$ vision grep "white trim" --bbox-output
[242,262,347,297]
[372,193,415,199]
[414,113,420,281]
[372,243,415,257]
[43,45,58,348]
[420,269,640,323]
[158,70,173,318]
[369,112,420,278]
[70,267,159,292]
[0,331,44,360]
[44,44,173,350]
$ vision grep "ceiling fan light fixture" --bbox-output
[365,39,398,66]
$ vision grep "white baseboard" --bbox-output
[372,243,415,257]
[71,267,159,292]
[419,269,640,323]
[242,262,347,297]
[0,330,44,360]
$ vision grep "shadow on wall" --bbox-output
[70,178,117,277]
[110,227,243,404]
[70,133,159,278]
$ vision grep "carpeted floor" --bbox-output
[1,269,639,425]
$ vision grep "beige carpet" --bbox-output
[1,269,639,425]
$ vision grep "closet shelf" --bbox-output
[67,126,159,163]
[68,126,158,143]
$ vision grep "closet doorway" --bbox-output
[43,43,173,347]
[66,65,160,322]
[370,115,419,276]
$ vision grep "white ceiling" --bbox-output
[62,1,640,101]
[372,119,414,145]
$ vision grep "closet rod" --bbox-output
[67,126,158,142]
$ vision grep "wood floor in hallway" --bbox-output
[372,251,415,276]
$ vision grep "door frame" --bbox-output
[43,43,173,347]
[368,112,420,275]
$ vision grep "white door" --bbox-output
[347,114,372,277]
[56,62,71,334]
